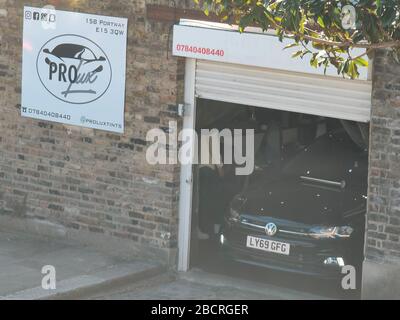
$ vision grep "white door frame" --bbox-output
[177,58,197,271]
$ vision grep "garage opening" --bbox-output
[189,98,369,299]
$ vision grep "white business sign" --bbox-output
[22,6,128,133]
[173,21,369,80]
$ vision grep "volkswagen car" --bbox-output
[220,128,368,278]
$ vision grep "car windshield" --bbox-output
[282,130,368,184]
[247,128,368,190]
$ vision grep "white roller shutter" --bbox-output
[195,60,372,122]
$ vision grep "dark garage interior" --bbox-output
[190,98,370,299]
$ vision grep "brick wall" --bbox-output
[367,49,400,263]
[0,0,186,262]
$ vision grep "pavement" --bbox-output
[0,231,164,300]
[86,269,328,300]
[0,230,339,300]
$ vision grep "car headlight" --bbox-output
[309,226,353,239]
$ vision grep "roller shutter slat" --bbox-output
[195,60,372,122]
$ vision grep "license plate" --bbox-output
[246,236,290,255]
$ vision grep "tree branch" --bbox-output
[268,17,400,49]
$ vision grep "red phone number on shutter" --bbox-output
[176,44,225,57]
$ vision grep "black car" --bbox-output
[220,129,368,278]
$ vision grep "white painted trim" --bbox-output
[178,58,197,272]
[179,18,276,35]
[172,23,369,80]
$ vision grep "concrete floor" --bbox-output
[0,230,357,300]
[89,273,262,300]
[87,269,328,300]
[0,229,321,300]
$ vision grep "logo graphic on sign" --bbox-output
[36,34,112,104]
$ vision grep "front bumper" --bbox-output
[220,224,353,279]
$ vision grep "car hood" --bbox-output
[239,176,367,225]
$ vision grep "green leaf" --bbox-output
[312,42,325,50]
[300,51,311,58]
[284,42,299,50]
[354,57,369,67]
[317,16,325,28]
[347,61,360,79]
[310,54,319,68]
[292,50,303,58]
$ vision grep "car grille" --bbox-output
[238,217,311,240]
